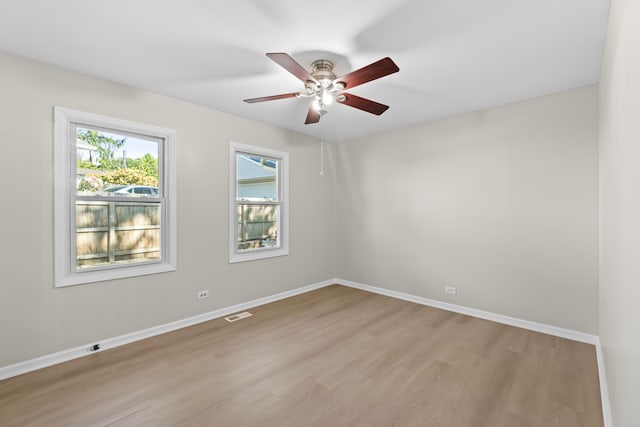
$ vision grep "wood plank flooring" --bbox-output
[0,285,603,426]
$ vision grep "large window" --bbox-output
[229,142,288,263]
[54,107,176,287]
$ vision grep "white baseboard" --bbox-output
[0,279,334,381]
[335,278,599,344]
[595,338,613,427]
[335,278,610,426]
[0,277,612,427]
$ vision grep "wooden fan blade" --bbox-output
[243,92,299,103]
[336,57,399,90]
[337,93,390,115]
[266,53,318,84]
[305,105,321,124]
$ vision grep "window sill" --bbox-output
[229,247,289,264]
[55,262,176,287]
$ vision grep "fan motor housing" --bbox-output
[310,59,336,82]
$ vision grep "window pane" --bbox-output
[236,154,278,201]
[229,142,288,263]
[237,204,278,250]
[76,201,161,269]
[76,127,159,198]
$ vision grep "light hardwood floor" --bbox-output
[0,285,603,426]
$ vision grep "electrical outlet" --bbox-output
[197,289,209,300]
[445,286,457,295]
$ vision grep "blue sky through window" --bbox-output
[78,129,158,160]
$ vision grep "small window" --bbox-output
[229,142,289,263]
[54,107,176,287]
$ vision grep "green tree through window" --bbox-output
[77,129,126,171]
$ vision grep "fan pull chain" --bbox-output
[320,141,325,176]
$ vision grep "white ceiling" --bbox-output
[0,0,610,142]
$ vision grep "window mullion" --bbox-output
[236,200,280,205]
[108,201,115,264]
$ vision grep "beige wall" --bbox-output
[0,52,336,366]
[335,86,599,333]
[0,50,603,376]
[599,0,640,424]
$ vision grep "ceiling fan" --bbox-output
[244,53,399,124]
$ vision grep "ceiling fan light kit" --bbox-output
[244,52,399,124]
[297,60,344,116]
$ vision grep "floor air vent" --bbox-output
[225,311,252,322]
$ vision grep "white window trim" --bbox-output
[229,141,289,263]
[53,106,177,287]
